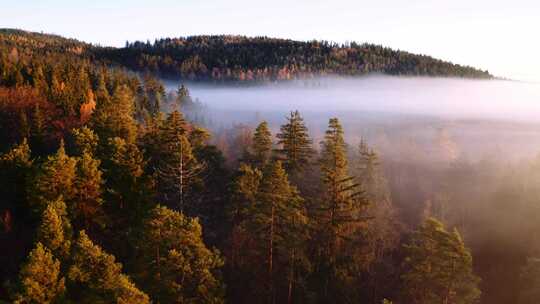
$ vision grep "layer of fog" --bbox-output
[164,76,540,162]
[168,76,540,121]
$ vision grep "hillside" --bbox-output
[0,29,492,81]
[97,35,492,80]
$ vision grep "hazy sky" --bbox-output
[2,0,539,81]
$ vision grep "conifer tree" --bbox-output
[276,111,313,174]
[14,243,65,304]
[136,205,225,304]
[102,137,151,226]
[250,161,308,304]
[312,118,369,303]
[229,164,263,223]
[91,85,137,143]
[68,231,150,304]
[37,199,71,259]
[72,151,103,230]
[0,139,32,221]
[71,126,99,156]
[402,218,481,304]
[156,110,204,214]
[29,141,77,215]
[247,121,273,168]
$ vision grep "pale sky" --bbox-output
[1,0,539,81]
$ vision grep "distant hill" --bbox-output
[97,36,492,80]
[1,29,492,81]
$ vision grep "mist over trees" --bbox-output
[0,28,539,304]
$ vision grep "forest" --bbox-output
[0,28,538,304]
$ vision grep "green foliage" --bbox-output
[402,218,481,304]
[72,151,104,230]
[136,205,225,304]
[276,111,313,175]
[36,199,71,259]
[99,35,492,80]
[71,127,99,156]
[102,137,151,227]
[156,110,204,213]
[28,142,77,215]
[68,231,150,304]
[246,121,273,169]
[91,85,137,144]
[311,117,370,303]
[14,243,65,304]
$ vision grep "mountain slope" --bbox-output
[97,35,492,80]
[1,29,492,81]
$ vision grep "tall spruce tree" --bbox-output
[14,243,65,304]
[68,231,150,304]
[37,199,71,259]
[72,150,104,231]
[312,118,369,303]
[156,110,204,214]
[276,111,313,175]
[136,205,225,304]
[251,161,308,304]
[401,218,481,304]
[29,141,77,215]
[247,121,273,169]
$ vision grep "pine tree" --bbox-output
[136,205,225,304]
[312,118,369,303]
[250,161,308,304]
[72,151,103,230]
[71,126,98,156]
[355,139,400,302]
[156,110,204,214]
[37,199,71,259]
[29,141,77,215]
[91,85,137,143]
[68,231,150,304]
[229,164,263,223]
[14,243,65,304]
[0,139,32,222]
[276,111,313,174]
[247,121,273,168]
[102,137,151,226]
[402,218,481,304]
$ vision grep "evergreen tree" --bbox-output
[37,199,71,259]
[14,243,65,304]
[68,231,150,304]
[102,137,152,226]
[401,218,481,304]
[72,151,103,231]
[29,142,77,215]
[276,111,313,175]
[250,161,308,304]
[247,121,273,168]
[136,205,225,304]
[0,139,32,222]
[91,85,137,144]
[312,118,369,303]
[355,139,401,302]
[156,110,204,214]
[71,127,98,156]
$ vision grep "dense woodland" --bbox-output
[0,29,538,304]
[99,36,492,81]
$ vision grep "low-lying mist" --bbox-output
[165,76,540,162]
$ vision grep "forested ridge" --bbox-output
[1,28,539,304]
[1,28,492,82]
